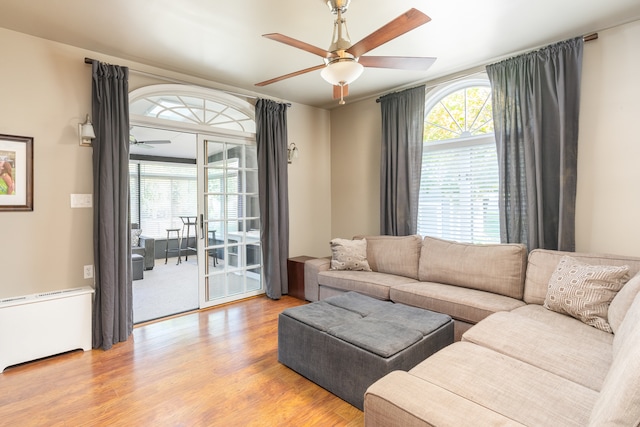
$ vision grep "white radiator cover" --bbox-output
[0,286,94,372]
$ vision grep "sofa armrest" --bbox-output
[304,257,331,302]
[139,236,155,270]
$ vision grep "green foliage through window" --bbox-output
[424,86,494,142]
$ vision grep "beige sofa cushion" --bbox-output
[358,235,422,280]
[419,236,527,299]
[365,371,526,427]
[608,272,640,333]
[318,270,417,300]
[408,342,598,427]
[543,256,629,333]
[589,292,640,426]
[390,282,526,325]
[524,249,640,305]
[462,305,613,391]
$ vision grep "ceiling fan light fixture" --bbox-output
[320,59,363,86]
[325,0,350,15]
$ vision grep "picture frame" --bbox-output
[0,134,34,211]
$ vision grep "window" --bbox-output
[129,84,255,134]
[417,79,500,244]
[130,161,197,238]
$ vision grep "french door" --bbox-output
[196,134,263,308]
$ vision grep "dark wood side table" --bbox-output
[287,256,314,300]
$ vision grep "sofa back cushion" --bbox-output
[360,235,422,280]
[418,236,527,299]
[524,249,640,305]
[588,292,640,426]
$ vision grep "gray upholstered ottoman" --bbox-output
[278,291,453,410]
[132,254,144,281]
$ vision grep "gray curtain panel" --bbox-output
[487,37,583,251]
[91,60,133,350]
[255,99,289,299]
[379,85,426,236]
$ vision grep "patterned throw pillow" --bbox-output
[544,256,630,333]
[131,229,142,247]
[330,238,372,271]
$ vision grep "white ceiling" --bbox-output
[2,0,640,111]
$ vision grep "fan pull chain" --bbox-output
[339,83,346,105]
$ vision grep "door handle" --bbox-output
[199,213,204,240]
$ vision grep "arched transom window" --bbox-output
[129,84,255,133]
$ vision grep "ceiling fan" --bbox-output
[255,0,436,104]
[129,135,171,148]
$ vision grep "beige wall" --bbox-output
[330,19,640,258]
[0,28,332,299]
[329,98,381,242]
[287,104,332,258]
[0,29,94,299]
[575,19,640,256]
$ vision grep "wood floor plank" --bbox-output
[0,296,364,426]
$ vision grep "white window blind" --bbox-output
[130,162,197,238]
[418,136,500,244]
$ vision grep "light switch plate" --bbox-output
[70,194,93,208]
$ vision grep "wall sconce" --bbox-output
[287,143,299,164]
[78,114,96,147]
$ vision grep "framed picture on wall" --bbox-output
[0,134,33,211]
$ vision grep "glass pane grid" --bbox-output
[202,139,262,304]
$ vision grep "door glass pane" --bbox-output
[207,194,224,220]
[226,195,239,219]
[246,267,262,292]
[245,146,258,169]
[246,170,258,193]
[207,142,225,162]
[227,144,243,168]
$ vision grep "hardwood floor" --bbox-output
[0,296,364,426]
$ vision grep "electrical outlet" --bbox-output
[83,265,94,279]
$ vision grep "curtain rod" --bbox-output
[83,57,292,107]
[375,32,598,103]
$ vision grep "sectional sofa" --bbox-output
[304,235,640,426]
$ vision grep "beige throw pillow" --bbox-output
[330,238,372,271]
[543,256,629,333]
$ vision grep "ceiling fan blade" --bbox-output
[347,9,431,58]
[359,56,436,70]
[139,140,171,144]
[255,64,326,87]
[332,84,349,100]
[134,143,154,149]
[263,33,336,58]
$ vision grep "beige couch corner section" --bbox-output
[362,248,640,426]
